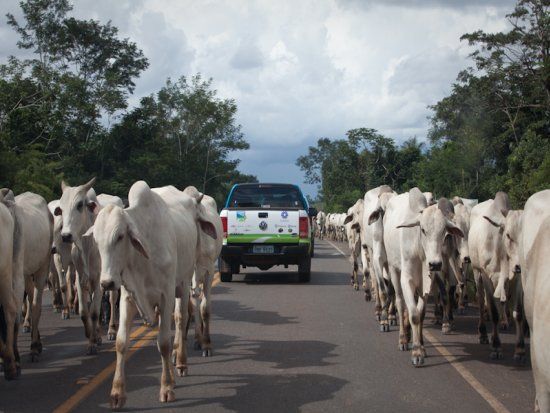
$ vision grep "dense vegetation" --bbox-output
[0,0,256,205]
[297,0,549,212]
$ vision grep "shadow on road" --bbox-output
[213,299,299,326]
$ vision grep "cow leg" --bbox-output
[389,266,409,351]
[360,246,372,302]
[66,264,76,314]
[30,268,47,362]
[108,289,118,341]
[89,278,103,349]
[482,277,502,359]
[434,273,451,335]
[54,254,70,319]
[373,251,390,332]
[22,278,33,333]
[351,260,359,290]
[110,287,137,409]
[510,275,526,364]
[173,287,190,377]
[401,265,424,367]
[75,270,94,354]
[158,298,176,403]
[200,270,213,357]
[475,271,489,344]
[0,293,19,380]
[191,290,201,351]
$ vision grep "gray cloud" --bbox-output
[0,0,518,198]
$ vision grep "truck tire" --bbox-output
[219,258,233,282]
[298,256,311,283]
[310,239,315,258]
[221,272,233,282]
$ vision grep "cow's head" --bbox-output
[88,204,149,292]
[398,190,463,272]
[55,178,98,245]
[453,203,471,266]
[484,208,523,279]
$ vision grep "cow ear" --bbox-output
[87,201,99,215]
[199,219,217,240]
[343,214,353,225]
[445,219,464,238]
[54,206,62,216]
[483,215,503,229]
[397,215,421,229]
[368,208,381,225]
[128,225,149,259]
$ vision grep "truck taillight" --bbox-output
[299,217,309,238]
[221,216,228,238]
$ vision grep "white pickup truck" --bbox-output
[219,183,316,282]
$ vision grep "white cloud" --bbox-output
[0,0,517,197]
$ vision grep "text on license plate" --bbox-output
[253,245,274,254]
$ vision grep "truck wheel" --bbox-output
[298,256,311,283]
[310,239,315,258]
[221,272,233,282]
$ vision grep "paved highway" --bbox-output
[0,240,535,412]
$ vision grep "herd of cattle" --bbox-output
[314,186,550,413]
[0,179,222,408]
[0,179,549,411]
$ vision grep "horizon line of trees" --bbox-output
[0,0,257,207]
[297,0,549,212]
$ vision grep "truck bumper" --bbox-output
[221,243,309,267]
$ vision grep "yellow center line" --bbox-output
[52,325,156,413]
[423,330,513,413]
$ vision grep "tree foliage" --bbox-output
[298,0,549,211]
[0,0,255,205]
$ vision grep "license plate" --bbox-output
[253,245,274,254]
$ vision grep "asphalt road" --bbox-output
[0,239,535,413]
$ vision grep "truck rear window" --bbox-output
[228,185,305,209]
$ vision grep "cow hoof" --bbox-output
[110,392,127,410]
[23,326,30,334]
[176,366,188,377]
[379,324,390,333]
[30,352,40,363]
[499,322,509,331]
[193,341,201,351]
[202,349,212,357]
[364,291,372,302]
[86,345,98,356]
[159,388,175,403]
[479,336,489,345]
[389,319,397,326]
[70,308,76,314]
[442,323,452,335]
[96,337,102,346]
[489,350,503,360]
[108,333,116,341]
[54,307,62,313]
[398,343,408,351]
[353,284,359,291]
[513,353,527,364]
[457,307,466,315]
[411,355,424,367]
[62,312,70,320]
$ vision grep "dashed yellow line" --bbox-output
[423,330,513,413]
[52,325,156,413]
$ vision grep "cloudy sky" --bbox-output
[0,0,516,197]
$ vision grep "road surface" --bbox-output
[0,240,535,412]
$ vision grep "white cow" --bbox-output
[183,186,223,358]
[0,189,52,374]
[453,201,472,313]
[48,200,76,320]
[359,186,396,328]
[55,178,103,354]
[385,188,463,365]
[93,182,216,408]
[469,192,525,360]
[520,189,550,413]
[316,211,327,239]
[343,199,364,291]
